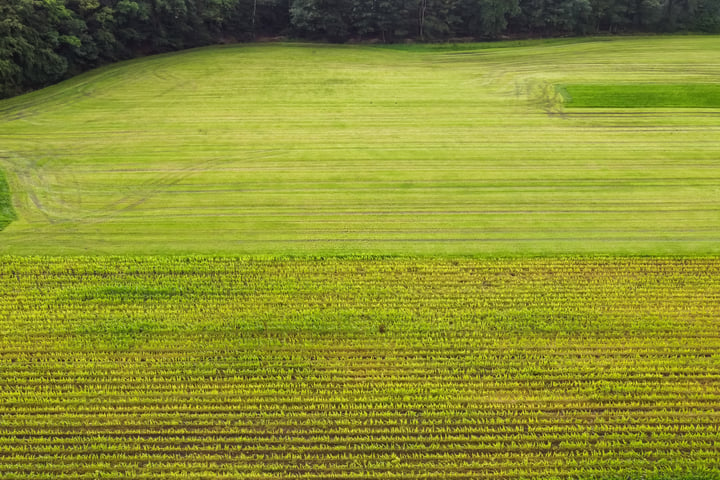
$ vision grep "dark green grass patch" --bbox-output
[561,84,720,108]
[0,169,16,231]
[375,36,610,53]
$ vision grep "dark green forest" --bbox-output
[1,0,719,99]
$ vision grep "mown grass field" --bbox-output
[1,36,719,255]
[1,256,720,479]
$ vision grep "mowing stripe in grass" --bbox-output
[561,84,720,108]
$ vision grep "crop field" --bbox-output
[1,256,720,479]
[1,36,719,255]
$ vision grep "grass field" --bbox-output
[1,256,719,479]
[1,36,719,255]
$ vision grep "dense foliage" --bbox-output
[1,0,720,98]
[1,256,719,478]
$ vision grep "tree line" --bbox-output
[2,0,719,99]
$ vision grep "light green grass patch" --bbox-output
[561,83,720,108]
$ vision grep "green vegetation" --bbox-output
[2,36,720,479]
[1,256,719,478]
[0,168,16,231]
[2,37,720,255]
[562,84,720,108]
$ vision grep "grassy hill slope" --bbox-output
[1,37,719,255]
